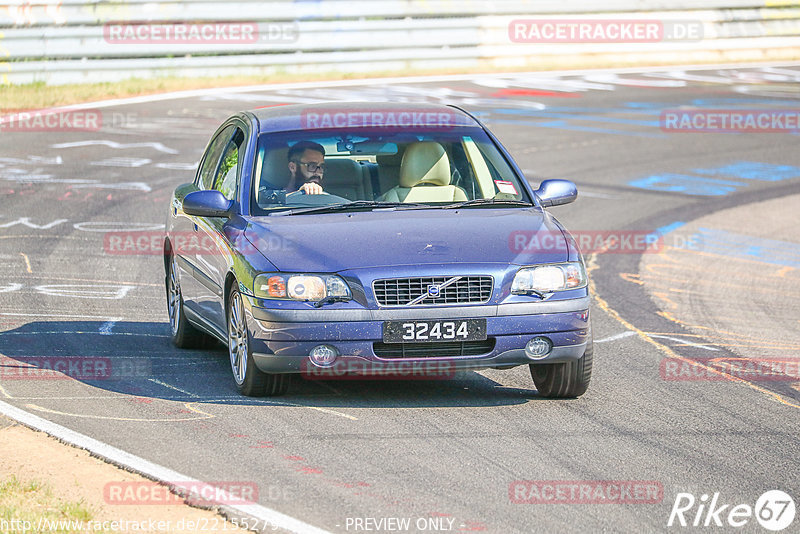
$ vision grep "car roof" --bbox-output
[247,102,481,134]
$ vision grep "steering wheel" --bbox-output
[287,189,328,197]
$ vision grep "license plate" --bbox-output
[382,319,486,343]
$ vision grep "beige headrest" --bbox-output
[261,146,290,188]
[399,142,450,188]
[323,158,361,184]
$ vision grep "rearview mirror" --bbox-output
[534,179,577,207]
[183,190,233,218]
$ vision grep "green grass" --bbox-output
[0,475,98,533]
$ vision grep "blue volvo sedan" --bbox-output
[164,102,592,397]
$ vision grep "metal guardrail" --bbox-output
[3,0,799,25]
[2,1,800,85]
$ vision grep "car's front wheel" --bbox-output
[529,343,592,398]
[227,286,290,397]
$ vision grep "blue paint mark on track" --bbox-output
[655,222,686,235]
[629,161,800,196]
[693,162,800,182]
[628,174,747,196]
[645,222,686,247]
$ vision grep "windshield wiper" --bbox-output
[270,201,430,216]
[514,289,554,300]
[439,199,534,209]
[312,296,351,308]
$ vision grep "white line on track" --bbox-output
[146,378,200,398]
[50,140,178,155]
[0,399,331,534]
[0,331,168,337]
[578,190,621,200]
[594,331,636,343]
[0,351,213,359]
[301,405,358,420]
[3,395,128,400]
[649,335,720,351]
[143,379,357,420]
[0,395,334,401]
[0,312,123,320]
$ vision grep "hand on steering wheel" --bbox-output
[287,189,330,198]
[299,182,325,195]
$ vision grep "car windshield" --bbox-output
[251,126,532,215]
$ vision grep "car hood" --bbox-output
[244,208,571,272]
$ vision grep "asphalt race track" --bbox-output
[1,64,799,533]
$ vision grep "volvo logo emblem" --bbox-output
[405,276,462,306]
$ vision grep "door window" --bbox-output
[197,125,235,190]
[214,128,246,200]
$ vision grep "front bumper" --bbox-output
[243,296,591,375]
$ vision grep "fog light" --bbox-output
[525,337,552,360]
[309,345,339,367]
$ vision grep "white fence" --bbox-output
[2,0,800,85]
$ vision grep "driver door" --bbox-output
[191,126,246,333]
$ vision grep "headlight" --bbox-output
[511,262,587,294]
[254,273,352,302]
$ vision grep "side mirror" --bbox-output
[534,179,577,207]
[183,190,233,218]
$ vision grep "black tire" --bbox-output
[227,286,290,397]
[165,253,207,348]
[529,342,593,398]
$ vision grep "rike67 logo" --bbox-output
[667,490,795,531]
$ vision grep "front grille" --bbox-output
[373,276,493,306]
[373,339,496,359]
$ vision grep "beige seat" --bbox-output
[378,142,467,203]
[323,158,372,200]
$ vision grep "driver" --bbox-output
[286,140,326,195]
